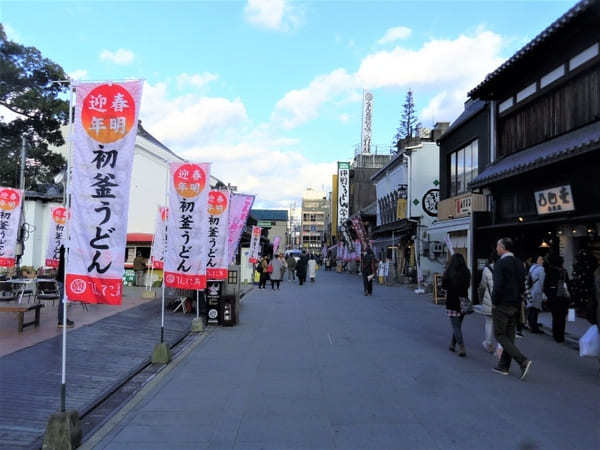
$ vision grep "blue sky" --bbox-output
[1,0,577,207]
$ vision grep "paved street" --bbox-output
[88,271,599,450]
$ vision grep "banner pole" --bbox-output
[60,82,75,412]
[196,290,199,320]
[160,171,168,344]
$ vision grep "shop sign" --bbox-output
[337,162,350,227]
[455,196,472,215]
[535,185,575,215]
[422,189,439,217]
[257,220,272,227]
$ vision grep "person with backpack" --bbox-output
[544,255,571,343]
[443,253,471,357]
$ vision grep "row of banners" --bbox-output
[1,80,256,306]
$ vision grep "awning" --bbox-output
[127,233,153,243]
[427,217,471,234]
[470,120,600,188]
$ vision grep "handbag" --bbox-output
[459,296,474,314]
[267,264,273,274]
[579,325,600,357]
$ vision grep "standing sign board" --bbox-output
[207,190,230,280]
[0,187,23,267]
[164,162,210,291]
[45,207,68,268]
[66,80,143,305]
[337,162,350,228]
[150,206,168,269]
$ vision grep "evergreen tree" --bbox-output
[393,89,422,148]
[0,24,68,191]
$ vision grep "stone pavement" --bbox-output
[87,270,599,450]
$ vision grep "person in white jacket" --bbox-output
[526,256,546,333]
[476,253,496,352]
[308,255,317,282]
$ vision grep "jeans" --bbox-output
[271,279,280,289]
[288,269,295,281]
[483,315,495,350]
[527,307,541,332]
[493,304,528,369]
[450,315,464,347]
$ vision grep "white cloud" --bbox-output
[272,68,358,129]
[339,113,350,123]
[99,48,135,65]
[176,72,218,90]
[3,23,21,42]
[244,0,302,32]
[68,69,88,80]
[377,26,412,45]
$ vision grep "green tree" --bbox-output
[0,24,68,191]
[393,89,421,148]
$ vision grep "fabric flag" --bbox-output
[207,190,230,280]
[272,236,281,256]
[227,193,255,264]
[354,240,361,261]
[66,80,143,305]
[351,216,369,249]
[0,187,23,267]
[248,226,261,264]
[45,206,68,268]
[150,206,168,270]
[164,162,210,290]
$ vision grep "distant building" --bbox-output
[301,188,327,251]
[250,209,289,254]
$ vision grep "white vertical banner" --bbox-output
[150,206,168,270]
[164,162,210,290]
[45,206,68,268]
[66,80,143,305]
[0,187,23,267]
[361,90,373,154]
[337,162,350,228]
[207,189,230,280]
[248,225,261,264]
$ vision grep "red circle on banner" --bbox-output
[208,191,228,216]
[0,188,20,211]
[81,84,136,143]
[160,207,168,222]
[173,164,206,199]
[52,207,68,225]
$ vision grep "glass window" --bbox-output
[464,143,472,187]
[471,140,479,179]
[449,139,479,196]
[457,148,465,194]
[450,153,457,196]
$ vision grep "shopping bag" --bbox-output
[495,343,503,360]
[579,325,600,357]
[254,271,260,283]
[567,308,576,322]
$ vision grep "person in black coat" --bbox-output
[442,253,471,357]
[361,247,376,296]
[296,250,308,285]
[544,255,571,343]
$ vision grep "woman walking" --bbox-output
[544,255,571,342]
[270,254,284,290]
[259,256,270,289]
[443,253,471,357]
[476,252,496,352]
[308,255,317,283]
[526,255,545,333]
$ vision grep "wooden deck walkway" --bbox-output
[0,299,193,449]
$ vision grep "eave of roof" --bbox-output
[468,0,597,98]
[470,120,600,188]
[439,100,487,141]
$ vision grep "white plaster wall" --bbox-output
[21,200,62,268]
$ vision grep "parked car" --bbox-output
[284,249,302,262]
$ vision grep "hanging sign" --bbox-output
[45,206,68,268]
[164,162,210,290]
[337,162,350,227]
[66,80,143,305]
[207,190,230,280]
[351,216,369,249]
[227,193,255,264]
[248,225,261,264]
[535,185,575,215]
[272,236,281,256]
[150,206,168,270]
[0,187,23,267]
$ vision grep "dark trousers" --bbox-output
[298,272,306,285]
[450,315,464,347]
[362,273,373,294]
[550,301,569,342]
[259,273,268,288]
[527,307,541,332]
[271,279,280,289]
[493,303,528,369]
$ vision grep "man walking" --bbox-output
[492,237,533,380]
[286,253,296,281]
[133,251,147,287]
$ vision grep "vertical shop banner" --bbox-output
[164,162,210,290]
[0,187,23,267]
[351,216,369,249]
[248,226,261,264]
[337,162,350,228]
[207,190,230,280]
[66,80,143,305]
[227,193,255,264]
[272,236,281,256]
[354,240,361,261]
[150,206,168,270]
[45,207,68,268]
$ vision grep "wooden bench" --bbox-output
[0,304,44,332]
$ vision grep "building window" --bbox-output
[449,140,479,196]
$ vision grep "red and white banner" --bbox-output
[227,193,254,264]
[66,80,143,305]
[0,187,23,267]
[207,190,230,280]
[150,206,167,270]
[272,236,281,256]
[45,207,68,268]
[164,162,210,290]
[248,226,261,264]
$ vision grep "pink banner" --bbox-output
[0,187,23,267]
[207,190,230,280]
[272,236,281,256]
[227,193,255,264]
